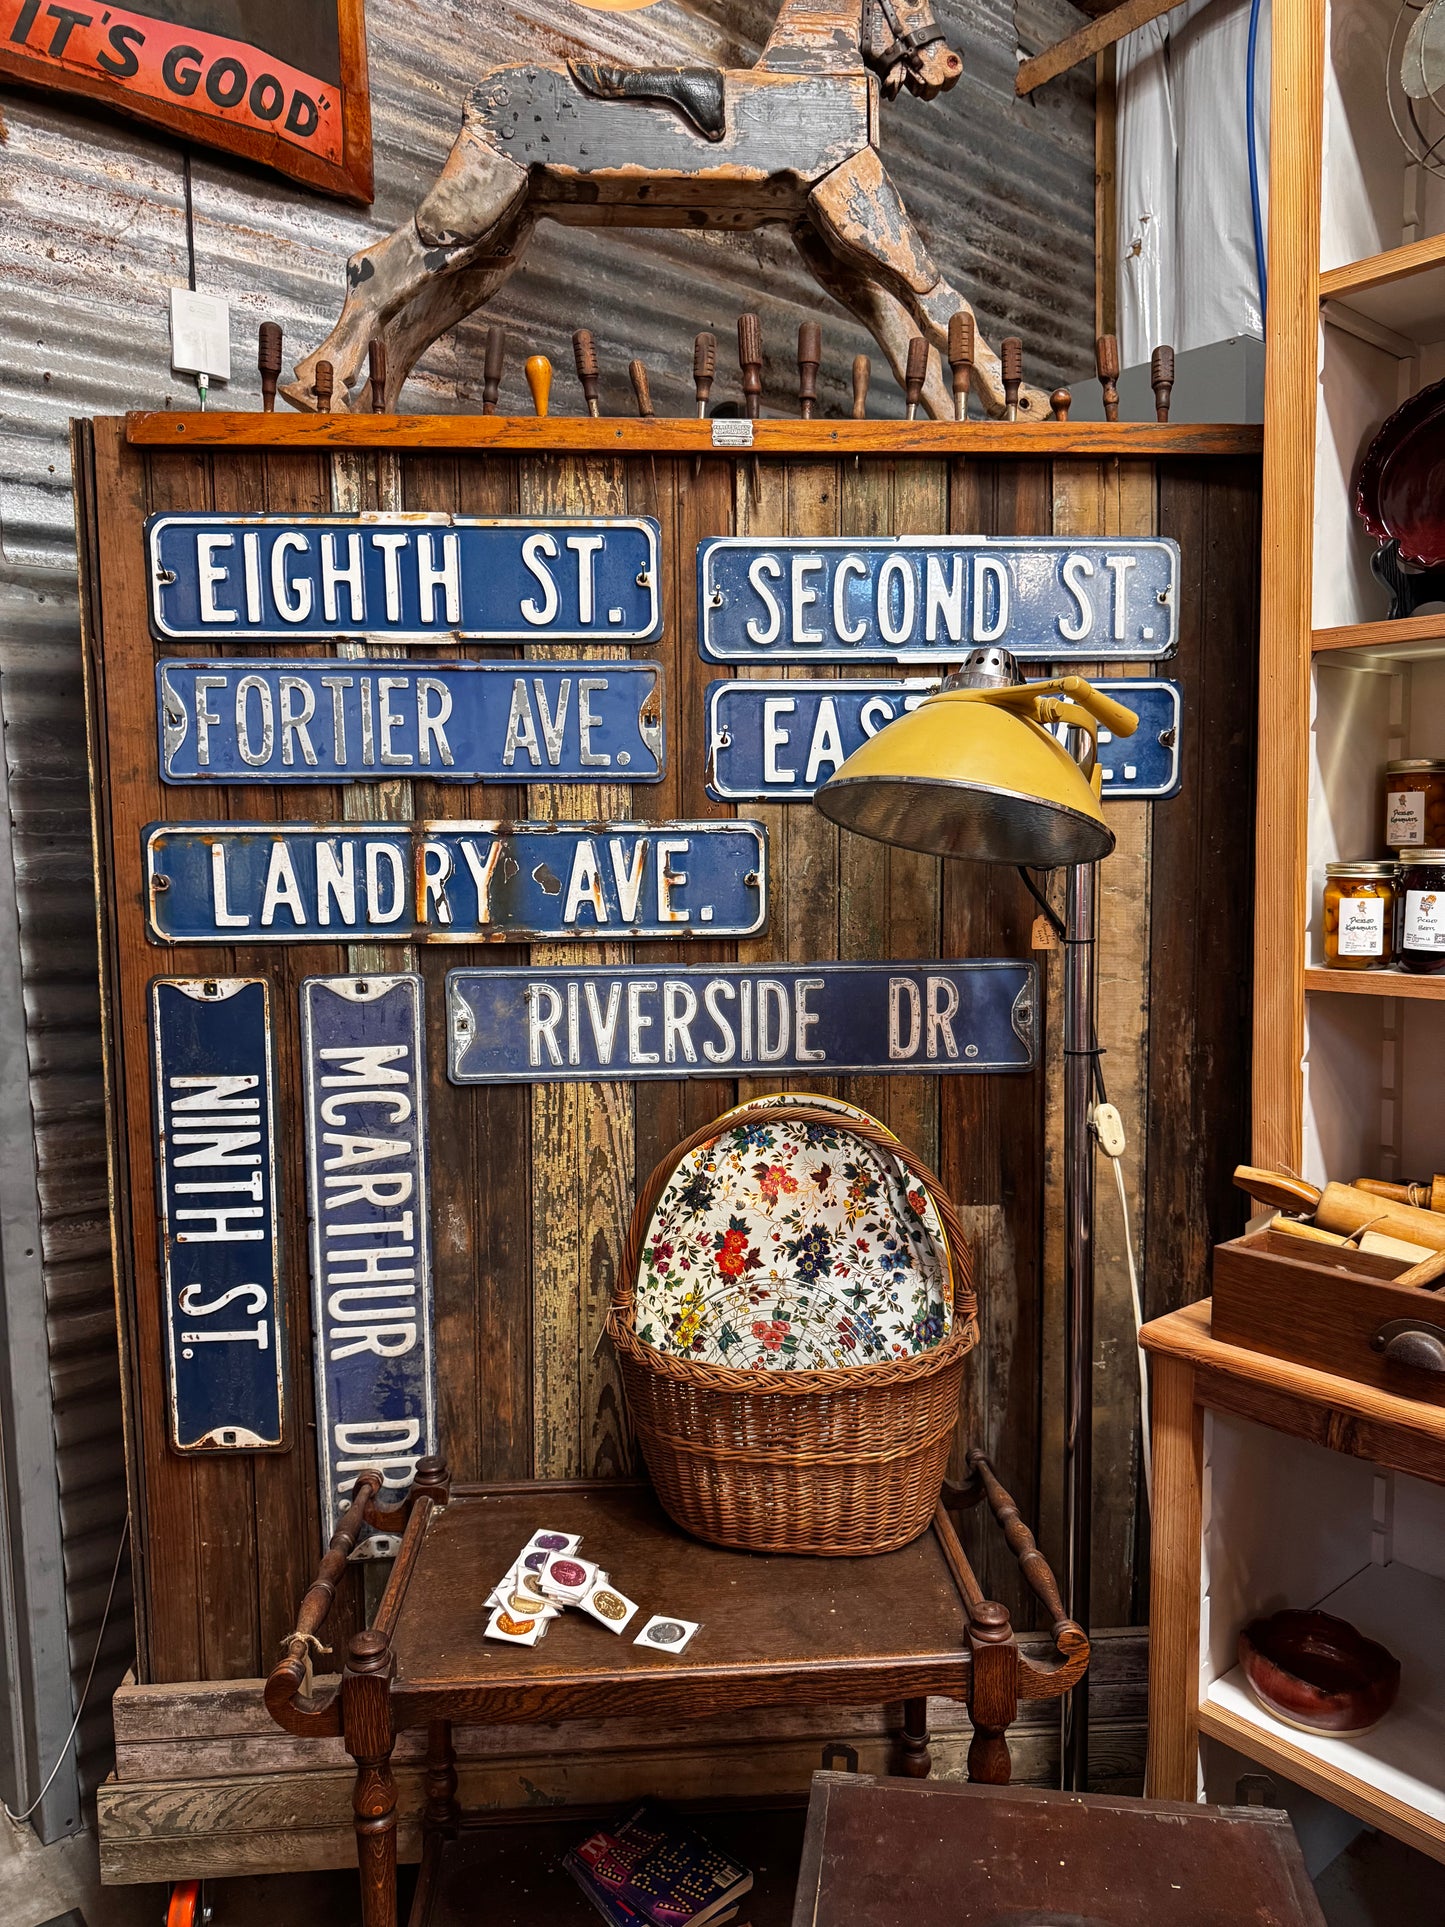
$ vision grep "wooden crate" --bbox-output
[1212,1229,1445,1403]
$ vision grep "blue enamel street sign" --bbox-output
[447,962,1036,1083]
[697,536,1178,662]
[706,678,1183,803]
[147,513,661,643]
[157,659,665,785]
[143,820,768,944]
[301,976,436,1550]
[150,978,286,1452]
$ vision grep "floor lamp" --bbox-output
[816,645,1139,1795]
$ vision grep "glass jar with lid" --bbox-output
[1322,861,1397,969]
[1385,759,1445,850]
[1399,852,1445,974]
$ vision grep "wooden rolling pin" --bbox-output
[1266,1213,1432,1263]
[1236,1166,1445,1253]
[1356,1175,1445,1213]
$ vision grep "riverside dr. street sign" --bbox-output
[706,678,1184,802]
[157,659,664,784]
[143,820,769,943]
[447,962,1037,1083]
[697,536,1178,662]
[150,977,287,1452]
[301,975,436,1552]
[148,513,661,643]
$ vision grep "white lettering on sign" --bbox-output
[319,1044,418,1362]
[164,1072,269,1347]
[520,974,960,1070]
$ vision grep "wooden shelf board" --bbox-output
[1313,614,1445,657]
[1305,968,1445,1002]
[121,412,1263,457]
[1201,1562,1445,1866]
[1320,234,1445,343]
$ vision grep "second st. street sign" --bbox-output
[143,821,768,943]
[697,536,1178,662]
[157,659,664,785]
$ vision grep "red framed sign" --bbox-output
[0,0,372,203]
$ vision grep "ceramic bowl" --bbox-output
[1239,1609,1401,1736]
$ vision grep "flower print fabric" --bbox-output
[633,1094,952,1370]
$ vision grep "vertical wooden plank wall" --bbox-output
[81,433,1257,1683]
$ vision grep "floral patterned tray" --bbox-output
[632,1094,952,1371]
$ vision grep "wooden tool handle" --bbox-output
[572,329,600,415]
[904,334,928,420]
[482,324,505,414]
[1396,1247,1445,1288]
[525,354,552,418]
[737,312,763,418]
[851,353,870,420]
[797,320,821,419]
[1316,1182,1445,1253]
[1096,334,1120,422]
[1050,387,1071,422]
[1150,344,1174,422]
[1356,1176,1445,1212]
[257,322,282,413]
[947,309,974,422]
[367,339,387,414]
[1234,1165,1322,1214]
[693,331,716,415]
[1001,336,1022,420]
[628,359,655,418]
[312,359,334,413]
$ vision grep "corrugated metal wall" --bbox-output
[0,0,1093,1816]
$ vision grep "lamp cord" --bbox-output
[1019,865,1151,1515]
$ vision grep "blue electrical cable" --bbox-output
[1246,0,1268,322]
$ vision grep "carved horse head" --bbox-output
[861,0,963,99]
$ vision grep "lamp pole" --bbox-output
[1061,851,1098,1794]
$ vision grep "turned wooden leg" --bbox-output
[898,1696,932,1778]
[344,1629,398,1927]
[425,1718,459,1836]
[965,1599,1019,1785]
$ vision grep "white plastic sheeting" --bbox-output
[1115,0,1271,366]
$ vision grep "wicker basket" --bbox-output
[609,1101,978,1556]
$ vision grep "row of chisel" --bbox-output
[256,318,1176,423]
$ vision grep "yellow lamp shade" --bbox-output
[816,685,1121,867]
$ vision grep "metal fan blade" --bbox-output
[1401,0,1445,101]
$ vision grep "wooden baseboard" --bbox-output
[99,1633,1146,1883]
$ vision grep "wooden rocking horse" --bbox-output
[287,0,1052,420]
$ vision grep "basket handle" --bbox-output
[614,1101,975,1330]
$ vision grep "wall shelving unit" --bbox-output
[1142,0,1445,1869]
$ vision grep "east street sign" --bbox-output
[157,659,664,784]
[706,678,1183,802]
[300,975,436,1549]
[447,962,1037,1083]
[147,513,661,642]
[697,536,1178,663]
[143,820,769,943]
[149,977,287,1452]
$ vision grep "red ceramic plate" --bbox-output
[1356,377,1445,569]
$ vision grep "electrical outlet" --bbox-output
[169,288,231,382]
